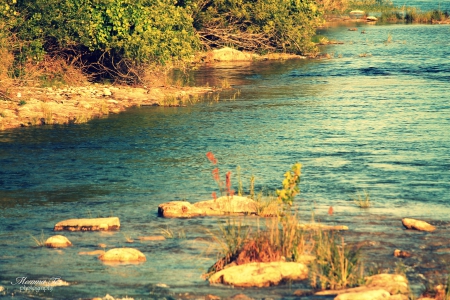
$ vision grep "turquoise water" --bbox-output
[1,23,450,299]
[393,0,450,12]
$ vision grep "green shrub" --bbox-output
[1,0,200,82]
[192,0,323,55]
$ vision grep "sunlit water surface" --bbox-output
[1,23,450,299]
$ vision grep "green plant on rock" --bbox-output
[276,162,302,206]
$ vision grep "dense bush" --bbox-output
[1,0,325,82]
[1,0,200,81]
[192,0,323,55]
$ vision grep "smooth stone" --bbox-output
[208,261,308,287]
[402,218,435,232]
[45,235,72,248]
[54,217,120,231]
[99,248,146,263]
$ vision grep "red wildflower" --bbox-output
[328,206,333,216]
[226,171,231,191]
[212,168,220,182]
[206,152,217,165]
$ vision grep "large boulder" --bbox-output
[209,47,256,62]
[158,196,258,218]
[54,217,120,231]
[208,261,308,287]
[45,235,72,248]
[99,248,146,264]
[402,218,435,232]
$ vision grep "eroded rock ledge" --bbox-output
[54,217,120,231]
[158,196,259,218]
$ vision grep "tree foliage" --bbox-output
[192,0,323,55]
[1,0,199,81]
[1,0,324,82]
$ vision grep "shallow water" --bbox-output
[1,23,450,299]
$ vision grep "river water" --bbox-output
[1,15,450,300]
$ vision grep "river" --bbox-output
[1,12,450,300]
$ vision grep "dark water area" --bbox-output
[1,23,450,299]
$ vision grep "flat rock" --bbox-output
[298,223,348,231]
[79,250,105,256]
[335,289,390,300]
[208,261,308,287]
[99,248,146,263]
[316,274,409,298]
[54,217,120,231]
[158,196,258,218]
[402,218,435,232]
[45,235,72,248]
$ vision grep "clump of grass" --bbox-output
[204,213,315,279]
[220,78,231,89]
[40,103,53,124]
[311,231,364,290]
[353,190,371,208]
[161,227,186,239]
[29,230,46,247]
[100,101,109,115]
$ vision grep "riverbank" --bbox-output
[0,49,305,131]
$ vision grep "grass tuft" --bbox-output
[161,227,186,239]
[353,190,371,208]
[311,231,364,290]
[29,230,46,247]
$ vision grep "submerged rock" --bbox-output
[297,223,349,231]
[394,249,412,258]
[158,196,258,218]
[402,218,436,232]
[78,250,105,256]
[208,261,308,287]
[45,235,72,248]
[99,248,146,263]
[54,217,120,231]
